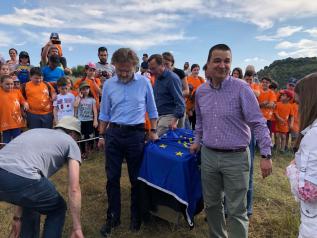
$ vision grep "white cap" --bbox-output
[54,116,81,135]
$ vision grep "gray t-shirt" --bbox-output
[0,129,81,180]
[77,97,96,121]
[95,62,115,81]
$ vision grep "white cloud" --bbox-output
[305,27,317,37]
[244,57,268,63]
[1,1,317,51]
[1,1,317,32]
[199,1,317,29]
[256,26,303,41]
[276,39,317,58]
[54,31,191,49]
[0,31,15,47]
[0,7,63,27]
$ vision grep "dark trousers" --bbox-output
[104,127,145,222]
[26,112,53,129]
[247,132,256,215]
[188,110,196,130]
[80,120,94,153]
[2,128,21,143]
[0,168,67,238]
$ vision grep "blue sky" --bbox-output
[1,0,317,73]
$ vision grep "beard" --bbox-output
[118,76,133,84]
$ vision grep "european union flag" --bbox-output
[138,129,203,226]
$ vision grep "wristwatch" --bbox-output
[261,154,272,160]
[150,128,157,133]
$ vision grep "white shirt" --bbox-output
[53,93,75,121]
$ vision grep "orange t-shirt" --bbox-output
[258,89,276,120]
[250,83,260,97]
[24,81,54,115]
[186,76,205,112]
[0,88,26,131]
[291,103,299,133]
[187,76,205,93]
[274,102,294,133]
[55,44,63,57]
[74,78,101,109]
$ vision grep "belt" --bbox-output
[208,147,246,153]
[109,123,145,131]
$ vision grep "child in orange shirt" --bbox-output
[23,67,56,129]
[244,70,260,98]
[274,90,294,153]
[74,62,101,110]
[258,77,276,134]
[0,75,28,143]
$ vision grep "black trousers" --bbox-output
[104,127,145,222]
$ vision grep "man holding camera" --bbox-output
[95,47,115,83]
[41,32,68,69]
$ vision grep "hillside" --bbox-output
[257,57,317,88]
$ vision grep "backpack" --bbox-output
[22,81,52,99]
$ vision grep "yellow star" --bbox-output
[189,138,193,142]
[159,144,167,148]
[176,151,183,156]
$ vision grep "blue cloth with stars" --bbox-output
[138,129,202,226]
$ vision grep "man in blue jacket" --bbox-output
[148,54,185,136]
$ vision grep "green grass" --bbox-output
[0,151,300,238]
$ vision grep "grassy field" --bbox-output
[0,151,300,238]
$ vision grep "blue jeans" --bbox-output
[247,133,256,216]
[0,168,67,238]
[104,127,145,222]
[2,128,21,144]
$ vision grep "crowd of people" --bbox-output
[0,34,316,238]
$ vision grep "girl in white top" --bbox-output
[286,72,317,238]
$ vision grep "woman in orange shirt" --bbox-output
[186,64,205,129]
[0,75,28,143]
[274,90,294,153]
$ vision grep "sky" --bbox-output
[0,0,317,72]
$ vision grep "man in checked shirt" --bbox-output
[190,44,272,238]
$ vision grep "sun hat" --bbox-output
[54,116,81,135]
[79,81,90,90]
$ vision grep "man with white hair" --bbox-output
[0,116,84,238]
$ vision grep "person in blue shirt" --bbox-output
[148,54,185,136]
[98,48,158,237]
[42,55,65,84]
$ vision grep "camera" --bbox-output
[101,71,110,78]
[52,39,61,45]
